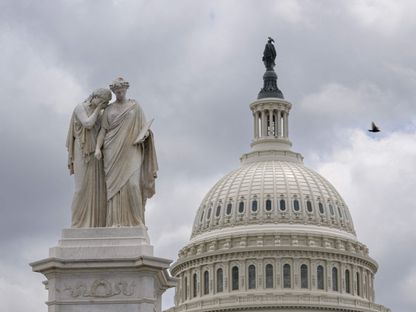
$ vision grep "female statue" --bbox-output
[66,88,112,227]
[95,77,158,227]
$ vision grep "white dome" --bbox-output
[168,94,389,312]
[192,160,356,239]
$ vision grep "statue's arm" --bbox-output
[75,104,102,129]
[95,128,105,159]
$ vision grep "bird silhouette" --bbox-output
[368,122,380,133]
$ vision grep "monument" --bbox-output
[166,38,390,312]
[31,77,176,312]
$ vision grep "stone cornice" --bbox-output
[165,292,390,312]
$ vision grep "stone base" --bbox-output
[31,227,176,312]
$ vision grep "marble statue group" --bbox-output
[66,77,158,228]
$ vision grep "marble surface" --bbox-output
[31,226,176,312]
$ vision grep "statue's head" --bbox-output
[268,37,275,44]
[90,88,112,107]
[110,77,130,101]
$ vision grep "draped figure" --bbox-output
[95,78,158,227]
[66,88,111,227]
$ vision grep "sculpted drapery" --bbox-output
[66,88,111,227]
[95,77,158,227]
[67,78,157,228]
[100,99,157,226]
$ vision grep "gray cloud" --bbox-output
[0,1,414,311]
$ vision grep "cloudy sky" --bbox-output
[0,0,415,311]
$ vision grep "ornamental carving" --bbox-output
[64,279,136,298]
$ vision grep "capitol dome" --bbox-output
[166,45,390,312]
[191,159,356,240]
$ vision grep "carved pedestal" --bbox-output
[30,227,176,312]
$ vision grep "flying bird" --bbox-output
[368,122,380,133]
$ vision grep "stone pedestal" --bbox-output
[30,227,176,312]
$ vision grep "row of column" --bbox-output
[253,109,289,139]
[177,259,374,303]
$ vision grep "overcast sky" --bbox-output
[0,0,415,311]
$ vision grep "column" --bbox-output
[268,109,273,136]
[276,110,281,138]
[253,112,259,139]
[261,110,266,137]
[283,111,289,138]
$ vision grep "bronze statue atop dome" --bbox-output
[258,36,283,99]
[262,37,277,71]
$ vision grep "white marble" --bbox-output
[31,226,176,312]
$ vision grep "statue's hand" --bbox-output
[95,149,102,160]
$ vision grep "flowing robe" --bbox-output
[101,100,158,227]
[66,104,107,227]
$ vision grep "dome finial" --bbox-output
[258,37,284,99]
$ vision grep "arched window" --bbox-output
[215,205,221,217]
[329,204,335,216]
[337,205,343,218]
[203,271,209,295]
[345,269,351,293]
[317,265,324,290]
[301,264,308,289]
[184,276,188,300]
[238,201,244,213]
[192,273,197,297]
[356,272,361,296]
[226,203,232,215]
[207,208,212,219]
[293,199,300,212]
[248,265,256,289]
[200,211,204,222]
[232,266,239,290]
[283,264,291,288]
[216,268,223,293]
[318,202,324,214]
[306,200,313,212]
[265,199,272,211]
[332,267,338,291]
[265,264,274,288]
[280,199,286,211]
[251,200,258,212]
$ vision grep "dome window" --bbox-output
[293,199,300,212]
[265,264,274,288]
[226,203,232,215]
[200,211,205,222]
[356,272,361,296]
[337,205,343,218]
[232,266,239,290]
[251,200,258,212]
[329,204,335,216]
[318,202,324,214]
[265,199,272,211]
[184,276,188,300]
[216,268,223,293]
[317,265,324,290]
[283,264,291,288]
[301,264,308,289]
[238,201,245,213]
[207,208,212,219]
[215,205,221,217]
[279,199,286,211]
[345,269,351,294]
[306,200,313,213]
[192,273,197,298]
[203,271,209,295]
[332,267,339,291]
[248,265,256,289]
